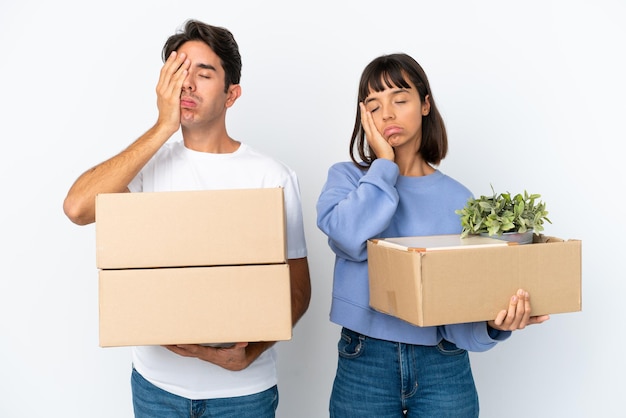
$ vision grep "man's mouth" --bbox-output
[180,98,196,108]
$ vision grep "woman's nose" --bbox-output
[381,105,394,121]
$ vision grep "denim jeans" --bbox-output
[329,328,479,418]
[131,367,279,418]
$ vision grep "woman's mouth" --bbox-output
[384,126,402,138]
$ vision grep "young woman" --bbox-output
[316,53,548,417]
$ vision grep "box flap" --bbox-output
[368,241,425,325]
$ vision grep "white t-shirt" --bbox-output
[128,140,307,400]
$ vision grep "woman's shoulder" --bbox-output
[325,160,371,179]
[329,160,363,170]
[437,170,473,198]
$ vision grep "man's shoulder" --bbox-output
[239,144,293,171]
[152,140,182,159]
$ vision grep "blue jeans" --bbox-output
[131,367,279,418]
[329,328,479,418]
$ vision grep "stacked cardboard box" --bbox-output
[95,188,291,347]
[368,234,582,327]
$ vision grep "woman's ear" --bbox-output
[422,94,431,116]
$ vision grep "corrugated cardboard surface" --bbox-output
[368,235,582,327]
[95,188,286,269]
[99,264,292,347]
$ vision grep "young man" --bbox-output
[63,19,311,418]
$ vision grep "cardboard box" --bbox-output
[95,188,286,269]
[368,234,581,327]
[95,187,291,347]
[99,264,292,347]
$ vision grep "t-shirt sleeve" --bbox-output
[282,170,308,259]
[127,171,142,193]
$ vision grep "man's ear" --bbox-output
[225,84,242,108]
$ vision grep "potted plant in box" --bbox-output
[455,185,551,244]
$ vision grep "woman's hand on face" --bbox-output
[488,288,550,331]
[360,102,395,161]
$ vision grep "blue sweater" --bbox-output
[316,158,510,352]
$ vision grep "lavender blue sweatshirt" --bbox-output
[316,158,511,352]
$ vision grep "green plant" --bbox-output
[455,185,551,238]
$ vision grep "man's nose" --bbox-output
[182,74,193,91]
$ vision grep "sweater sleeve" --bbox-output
[316,159,400,262]
[439,322,512,352]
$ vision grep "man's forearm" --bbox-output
[63,122,176,225]
[288,257,311,326]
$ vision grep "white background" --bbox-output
[1,1,624,417]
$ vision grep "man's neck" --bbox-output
[182,127,240,153]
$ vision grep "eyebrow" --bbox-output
[364,88,410,105]
[197,63,217,71]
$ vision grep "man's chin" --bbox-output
[180,112,197,124]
